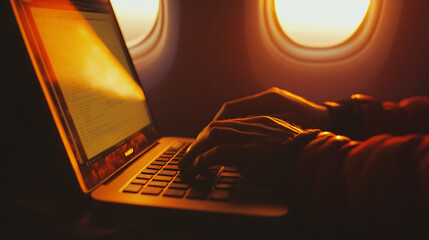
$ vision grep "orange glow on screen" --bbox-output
[12,0,156,192]
[31,9,145,101]
[274,0,371,48]
[31,6,151,159]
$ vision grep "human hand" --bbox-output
[179,116,303,183]
[213,87,329,130]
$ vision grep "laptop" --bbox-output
[10,0,288,217]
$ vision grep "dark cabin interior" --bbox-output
[2,0,428,239]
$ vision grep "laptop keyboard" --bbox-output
[122,142,242,201]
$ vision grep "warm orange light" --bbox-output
[110,0,159,47]
[32,7,150,159]
[274,0,371,48]
[12,0,154,192]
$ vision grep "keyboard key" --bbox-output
[142,169,158,175]
[123,184,143,193]
[131,179,149,185]
[215,183,235,190]
[164,150,178,155]
[196,175,217,182]
[169,142,184,151]
[221,172,241,179]
[153,175,173,182]
[164,188,186,198]
[155,157,170,162]
[187,188,211,200]
[149,181,168,188]
[208,165,221,171]
[158,170,177,176]
[222,166,239,172]
[161,153,175,157]
[169,183,190,190]
[218,177,240,184]
[186,182,213,200]
[152,160,167,166]
[164,164,180,171]
[173,176,186,183]
[169,160,179,165]
[199,169,218,177]
[136,173,153,180]
[210,190,233,201]
[147,165,163,170]
[141,186,163,195]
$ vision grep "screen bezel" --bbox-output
[10,0,160,193]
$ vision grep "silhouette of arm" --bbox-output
[287,96,429,227]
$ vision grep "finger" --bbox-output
[180,116,300,169]
[234,116,303,134]
[208,117,295,139]
[179,126,281,169]
[213,88,289,120]
[183,144,274,176]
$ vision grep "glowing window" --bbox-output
[111,0,160,48]
[274,0,371,48]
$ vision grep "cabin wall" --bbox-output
[130,0,429,137]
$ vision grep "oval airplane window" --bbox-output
[274,0,371,48]
[111,0,160,48]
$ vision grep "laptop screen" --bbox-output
[12,0,159,192]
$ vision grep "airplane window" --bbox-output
[111,0,160,48]
[274,0,371,48]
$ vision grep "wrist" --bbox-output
[324,94,382,140]
[313,105,330,130]
[272,129,322,199]
[324,97,364,140]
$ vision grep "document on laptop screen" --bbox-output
[30,7,151,160]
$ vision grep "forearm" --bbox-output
[287,131,429,227]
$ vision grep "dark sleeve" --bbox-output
[280,96,429,229]
[288,131,429,229]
